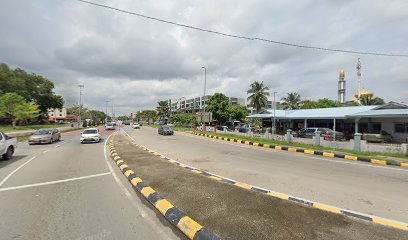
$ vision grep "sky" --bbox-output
[1,0,408,115]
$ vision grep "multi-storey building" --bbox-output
[170,95,246,114]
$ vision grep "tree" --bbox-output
[0,63,64,116]
[0,93,39,128]
[172,114,198,127]
[301,98,342,109]
[360,95,385,106]
[281,92,302,110]
[156,101,170,120]
[138,110,157,123]
[117,116,130,121]
[247,81,270,113]
[207,93,230,124]
[15,102,41,124]
[228,104,248,122]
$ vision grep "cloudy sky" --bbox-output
[1,0,408,115]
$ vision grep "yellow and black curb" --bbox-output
[107,140,220,240]
[193,132,408,169]
[124,137,408,232]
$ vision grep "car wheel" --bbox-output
[3,146,14,160]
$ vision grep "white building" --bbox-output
[48,108,67,122]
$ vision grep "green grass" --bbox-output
[0,124,70,133]
[195,131,408,164]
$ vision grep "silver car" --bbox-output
[28,129,61,145]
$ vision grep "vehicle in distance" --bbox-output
[0,131,17,160]
[363,131,393,143]
[122,121,131,125]
[80,128,102,143]
[158,125,174,135]
[105,123,115,130]
[28,129,61,145]
[132,123,141,129]
[294,128,344,141]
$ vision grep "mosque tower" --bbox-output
[338,70,346,104]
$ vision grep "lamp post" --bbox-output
[78,84,84,128]
[105,100,109,123]
[273,92,277,134]
[202,66,207,131]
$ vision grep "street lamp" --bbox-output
[202,66,207,131]
[78,84,84,128]
[105,100,110,123]
[273,92,277,134]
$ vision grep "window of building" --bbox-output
[59,114,62,116]
[50,113,54,116]
[395,123,408,133]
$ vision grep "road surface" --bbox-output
[0,128,182,240]
[124,126,408,223]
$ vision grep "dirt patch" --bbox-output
[112,133,407,240]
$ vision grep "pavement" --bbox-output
[123,126,408,224]
[111,132,408,240]
[0,127,183,240]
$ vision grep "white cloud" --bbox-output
[1,0,407,115]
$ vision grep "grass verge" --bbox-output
[0,124,70,133]
[195,131,408,164]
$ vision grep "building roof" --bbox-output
[248,102,408,120]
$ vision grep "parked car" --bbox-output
[363,131,393,143]
[105,123,115,130]
[0,131,17,160]
[80,128,102,143]
[132,123,141,129]
[122,121,131,125]
[295,128,344,141]
[28,129,61,145]
[158,125,174,135]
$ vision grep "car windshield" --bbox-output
[162,126,170,130]
[36,130,52,135]
[83,129,97,134]
[106,123,112,126]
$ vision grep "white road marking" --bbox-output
[55,145,60,148]
[0,156,36,187]
[0,172,111,192]
[103,135,172,239]
[43,150,50,154]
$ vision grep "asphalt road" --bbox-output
[0,128,182,240]
[124,126,408,224]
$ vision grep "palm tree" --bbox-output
[281,92,302,110]
[360,95,385,106]
[247,81,270,113]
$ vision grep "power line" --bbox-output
[74,0,408,58]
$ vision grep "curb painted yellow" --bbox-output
[323,152,335,158]
[124,170,134,177]
[275,146,282,150]
[371,159,387,165]
[313,203,341,214]
[131,177,143,187]
[253,142,259,146]
[119,164,129,171]
[263,144,270,148]
[235,183,252,189]
[191,169,202,174]
[401,163,408,168]
[116,160,125,165]
[345,155,358,161]
[373,218,408,231]
[267,192,289,200]
[141,186,156,198]
[304,149,314,155]
[155,199,174,215]
[209,176,223,181]
[288,147,297,152]
[177,216,204,239]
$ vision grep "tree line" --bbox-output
[0,63,64,127]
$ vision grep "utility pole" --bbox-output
[273,92,277,134]
[78,84,84,128]
[105,100,109,123]
[202,66,207,132]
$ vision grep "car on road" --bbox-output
[132,123,141,129]
[28,129,61,145]
[122,121,131,125]
[80,128,102,143]
[158,125,174,135]
[363,131,393,143]
[0,131,17,160]
[105,123,115,130]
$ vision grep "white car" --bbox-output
[0,132,17,160]
[105,123,115,130]
[132,123,141,129]
[80,128,102,144]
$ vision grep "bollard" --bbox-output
[223,126,227,134]
[354,133,362,151]
[285,129,293,143]
[314,131,321,146]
